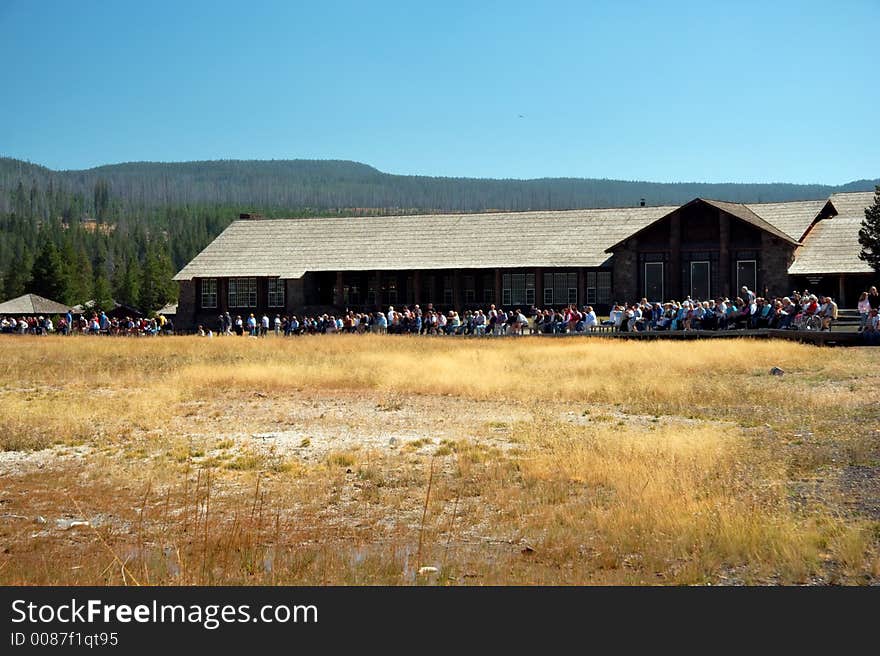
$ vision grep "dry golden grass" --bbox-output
[0,335,878,585]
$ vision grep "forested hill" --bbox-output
[2,157,878,212]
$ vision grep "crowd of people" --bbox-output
[4,285,878,341]
[0,310,173,336]
[200,305,583,337]
[605,288,845,333]
[195,285,880,340]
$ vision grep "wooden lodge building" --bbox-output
[173,191,877,330]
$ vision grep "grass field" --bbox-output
[1,335,879,585]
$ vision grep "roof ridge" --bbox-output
[235,205,681,223]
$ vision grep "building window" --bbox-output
[597,271,612,304]
[463,276,475,304]
[442,275,453,305]
[502,273,535,307]
[267,278,285,307]
[201,278,217,309]
[586,271,597,305]
[344,284,361,305]
[421,275,435,305]
[545,272,576,306]
[482,273,494,304]
[644,262,664,302]
[228,277,257,308]
[386,277,398,305]
[736,260,757,294]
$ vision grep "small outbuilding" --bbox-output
[70,299,144,319]
[0,293,71,317]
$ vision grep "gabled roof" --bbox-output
[70,299,143,316]
[699,199,801,245]
[0,293,70,315]
[604,197,801,252]
[788,215,874,275]
[157,302,178,316]
[788,191,877,275]
[173,205,678,280]
[744,199,829,242]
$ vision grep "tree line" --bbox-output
[3,157,878,214]
[0,175,365,312]
[0,179,239,312]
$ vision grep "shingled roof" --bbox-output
[700,199,801,245]
[173,206,678,280]
[744,199,829,242]
[788,191,877,275]
[0,293,70,315]
[828,191,877,217]
[174,191,879,281]
[604,197,802,252]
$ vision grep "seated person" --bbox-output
[819,296,838,331]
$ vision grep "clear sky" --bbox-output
[1,0,877,183]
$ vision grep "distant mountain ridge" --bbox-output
[2,156,877,214]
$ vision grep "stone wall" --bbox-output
[176,280,196,331]
[760,233,795,297]
[611,239,638,304]
[286,278,305,312]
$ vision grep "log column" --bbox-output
[719,211,730,298]
[453,269,462,311]
[413,270,422,306]
[333,271,344,308]
[838,274,846,307]
[577,268,585,307]
[494,268,502,307]
[535,268,544,308]
[218,278,229,313]
[360,272,369,308]
[669,212,682,298]
[375,270,383,309]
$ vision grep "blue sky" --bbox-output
[1,0,877,183]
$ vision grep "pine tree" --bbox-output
[68,245,94,304]
[140,239,177,311]
[93,179,110,222]
[92,274,115,312]
[29,240,68,301]
[858,185,880,272]
[113,257,141,309]
[3,246,34,299]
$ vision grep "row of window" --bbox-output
[345,272,592,307]
[201,278,285,309]
[501,271,612,307]
[642,260,757,301]
[201,271,615,310]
